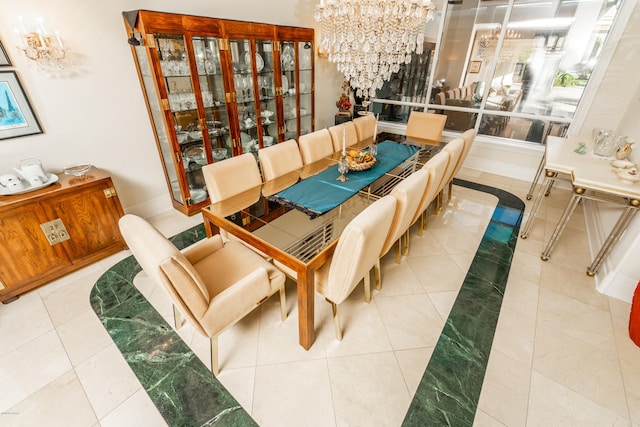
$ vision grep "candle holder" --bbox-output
[337,153,349,182]
[369,140,378,157]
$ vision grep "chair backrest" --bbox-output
[353,114,377,143]
[202,153,262,203]
[324,195,397,304]
[119,214,210,334]
[445,89,455,99]
[460,129,477,160]
[411,150,450,225]
[405,111,447,144]
[448,128,477,181]
[435,92,446,105]
[439,137,465,191]
[380,169,430,257]
[258,139,303,181]
[328,122,358,153]
[298,129,334,164]
[453,87,462,99]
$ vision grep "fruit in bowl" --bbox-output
[345,149,376,171]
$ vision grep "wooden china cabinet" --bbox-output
[123,10,315,216]
[0,168,126,303]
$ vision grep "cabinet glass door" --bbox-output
[192,36,230,163]
[157,34,208,205]
[132,43,183,205]
[230,38,258,158]
[280,41,298,140]
[255,39,278,146]
[298,41,313,137]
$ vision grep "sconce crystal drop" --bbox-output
[15,18,70,76]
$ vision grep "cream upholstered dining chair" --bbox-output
[298,129,335,164]
[375,169,429,289]
[118,214,286,375]
[405,111,447,146]
[258,139,303,181]
[410,150,450,239]
[446,128,477,200]
[314,195,397,340]
[202,152,262,203]
[435,137,465,212]
[353,113,377,143]
[328,121,358,153]
[201,153,266,254]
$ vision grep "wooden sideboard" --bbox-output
[0,167,126,302]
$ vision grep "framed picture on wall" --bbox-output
[469,60,482,74]
[0,40,11,66]
[0,71,43,140]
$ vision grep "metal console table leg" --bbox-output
[526,152,546,200]
[540,187,585,261]
[587,199,640,276]
[520,171,557,239]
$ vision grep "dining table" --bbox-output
[201,140,424,349]
[520,134,640,276]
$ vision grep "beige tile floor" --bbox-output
[1,168,639,427]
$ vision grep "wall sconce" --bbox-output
[15,17,70,76]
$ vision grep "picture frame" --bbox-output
[0,40,11,66]
[469,60,482,74]
[0,71,43,140]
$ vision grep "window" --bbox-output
[373,0,621,144]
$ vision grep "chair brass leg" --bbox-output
[210,336,219,376]
[422,211,429,232]
[330,301,342,341]
[395,239,402,264]
[418,211,425,236]
[403,230,410,256]
[173,305,184,329]
[448,180,453,201]
[279,285,287,321]
[364,271,371,303]
[375,259,381,290]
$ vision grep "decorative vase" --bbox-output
[615,140,634,161]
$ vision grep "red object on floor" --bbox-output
[630,281,640,347]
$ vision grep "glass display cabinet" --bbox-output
[123,10,314,215]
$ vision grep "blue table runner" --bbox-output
[268,141,419,218]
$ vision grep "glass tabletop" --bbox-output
[203,140,426,265]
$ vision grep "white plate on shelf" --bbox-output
[268,123,278,136]
[244,52,264,72]
[282,74,289,93]
[0,173,59,196]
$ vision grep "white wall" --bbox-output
[576,0,640,302]
[0,0,343,215]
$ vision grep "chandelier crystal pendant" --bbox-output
[315,0,435,99]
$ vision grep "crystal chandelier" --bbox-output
[315,0,435,99]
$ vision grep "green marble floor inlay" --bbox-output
[90,225,257,427]
[90,179,523,426]
[402,178,524,426]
